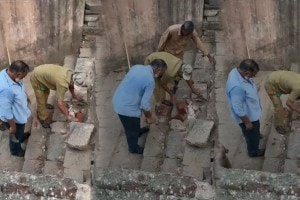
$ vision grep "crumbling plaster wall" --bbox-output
[96,0,205,69]
[222,0,300,70]
[0,0,85,69]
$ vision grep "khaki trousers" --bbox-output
[30,75,50,121]
[264,80,284,126]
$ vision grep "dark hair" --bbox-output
[238,59,259,73]
[150,59,167,70]
[182,21,194,33]
[9,60,29,74]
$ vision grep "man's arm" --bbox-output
[69,82,81,100]
[140,82,156,123]
[286,98,300,113]
[157,28,171,51]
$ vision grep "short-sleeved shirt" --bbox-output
[157,24,208,59]
[31,64,72,100]
[144,52,182,84]
[0,69,31,124]
[267,71,300,101]
[112,65,155,118]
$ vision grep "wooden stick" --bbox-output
[6,45,11,65]
[246,43,251,59]
[123,38,131,69]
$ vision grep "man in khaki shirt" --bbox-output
[145,52,202,104]
[30,64,80,128]
[158,21,215,65]
[264,71,300,134]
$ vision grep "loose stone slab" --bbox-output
[63,148,91,170]
[185,119,214,148]
[66,122,95,150]
[50,121,67,134]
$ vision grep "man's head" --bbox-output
[8,60,30,82]
[238,59,259,80]
[181,21,194,36]
[150,59,167,78]
[181,63,193,80]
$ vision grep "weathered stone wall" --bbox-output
[222,0,300,70]
[94,0,205,70]
[0,0,85,69]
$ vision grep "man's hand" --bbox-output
[245,122,253,130]
[9,126,16,135]
[72,94,82,101]
[67,115,79,122]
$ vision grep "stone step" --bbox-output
[287,130,300,159]
[47,133,66,162]
[85,0,101,11]
[143,125,166,157]
[83,25,104,35]
[202,21,222,30]
[204,9,219,17]
[84,15,99,22]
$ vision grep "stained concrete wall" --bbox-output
[0,0,85,69]
[95,0,205,69]
[222,0,300,70]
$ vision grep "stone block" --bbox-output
[66,122,94,150]
[86,0,101,11]
[75,57,94,73]
[88,21,99,27]
[74,85,88,102]
[165,131,185,159]
[50,121,68,134]
[83,26,104,35]
[182,165,204,180]
[191,83,208,100]
[22,159,43,175]
[47,134,66,162]
[43,161,62,176]
[291,120,300,131]
[169,119,187,131]
[207,16,220,22]
[79,48,93,58]
[25,133,47,160]
[284,159,299,174]
[161,158,181,175]
[63,55,77,70]
[185,119,214,148]
[52,108,67,122]
[183,145,211,168]
[143,125,165,157]
[63,167,84,183]
[265,125,286,158]
[287,131,300,159]
[262,157,283,173]
[140,157,162,172]
[204,9,219,17]
[63,148,91,170]
[84,15,99,22]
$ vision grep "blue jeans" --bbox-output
[239,120,260,157]
[3,122,26,156]
[118,114,142,152]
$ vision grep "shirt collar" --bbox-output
[3,69,19,86]
[233,67,254,84]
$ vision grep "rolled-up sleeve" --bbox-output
[140,82,155,111]
[230,86,246,117]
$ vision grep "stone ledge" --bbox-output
[0,171,90,199]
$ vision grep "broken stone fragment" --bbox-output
[185,119,214,147]
[66,122,95,150]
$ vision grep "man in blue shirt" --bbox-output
[0,61,31,157]
[226,59,265,157]
[113,59,167,154]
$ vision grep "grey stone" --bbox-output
[86,0,101,11]
[169,119,187,131]
[160,158,181,175]
[183,145,211,168]
[182,165,204,180]
[287,131,300,159]
[191,83,208,100]
[140,157,162,172]
[284,159,299,174]
[88,21,99,27]
[262,157,283,173]
[216,42,226,56]
[207,16,220,22]
[84,15,99,22]
[165,131,185,159]
[265,125,286,158]
[25,133,47,160]
[47,133,66,162]
[291,120,300,131]
[63,167,84,183]
[50,121,68,134]
[83,25,104,35]
[43,161,62,176]
[66,122,94,150]
[63,55,77,70]
[185,119,214,148]
[79,47,93,58]
[204,9,219,17]
[63,148,91,170]
[95,91,112,106]
[22,159,43,175]
[143,125,165,157]
[52,108,67,122]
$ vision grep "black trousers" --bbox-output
[239,120,260,157]
[3,122,26,156]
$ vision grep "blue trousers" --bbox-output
[239,120,260,157]
[118,114,142,152]
[3,122,26,156]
